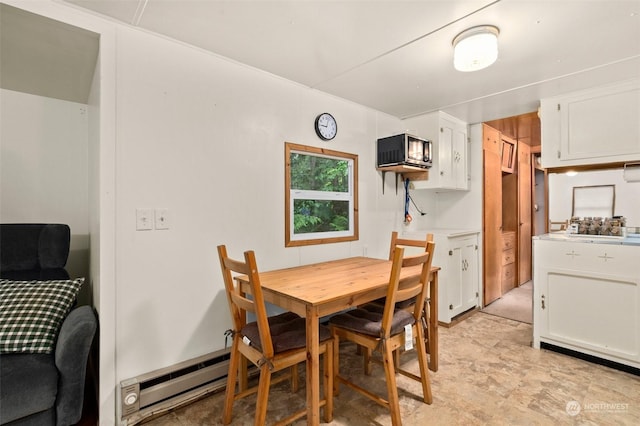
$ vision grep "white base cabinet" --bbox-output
[406,230,480,324]
[533,238,640,369]
[540,78,640,168]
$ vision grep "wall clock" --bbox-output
[314,113,337,141]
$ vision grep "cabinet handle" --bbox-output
[541,294,545,310]
[598,253,614,261]
[565,250,580,258]
[449,304,453,310]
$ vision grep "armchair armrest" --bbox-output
[54,305,97,426]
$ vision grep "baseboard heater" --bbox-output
[120,347,251,425]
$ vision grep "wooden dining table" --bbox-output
[236,256,439,426]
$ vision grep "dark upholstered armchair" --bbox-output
[0,224,97,426]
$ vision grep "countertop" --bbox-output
[403,228,481,238]
[534,232,640,246]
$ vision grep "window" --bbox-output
[285,142,358,247]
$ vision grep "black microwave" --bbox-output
[377,133,432,169]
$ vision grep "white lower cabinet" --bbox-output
[533,238,640,369]
[431,231,480,324]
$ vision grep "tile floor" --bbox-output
[141,312,639,425]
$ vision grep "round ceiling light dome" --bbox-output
[453,25,500,72]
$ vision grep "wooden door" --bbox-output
[518,143,532,284]
[482,124,502,305]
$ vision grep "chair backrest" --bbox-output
[381,241,435,338]
[217,245,275,358]
[388,231,434,260]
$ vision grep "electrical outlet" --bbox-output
[155,208,170,230]
[136,208,154,231]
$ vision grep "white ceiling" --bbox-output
[0,3,99,104]
[5,1,640,123]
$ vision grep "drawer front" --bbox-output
[502,232,516,250]
[502,248,515,266]
[502,263,516,284]
[535,240,640,275]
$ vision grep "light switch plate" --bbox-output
[136,208,154,231]
[155,208,170,230]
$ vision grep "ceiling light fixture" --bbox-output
[453,25,500,72]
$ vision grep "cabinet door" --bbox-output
[448,237,479,318]
[451,123,468,190]
[438,124,454,188]
[541,79,640,168]
[518,143,532,284]
[483,124,503,305]
[561,82,640,161]
[461,240,479,311]
[439,118,468,190]
[534,240,640,366]
[537,267,640,364]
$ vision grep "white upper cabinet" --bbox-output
[404,111,469,191]
[540,78,640,168]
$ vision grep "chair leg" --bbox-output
[364,346,373,375]
[423,301,430,351]
[415,324,433,404]
[382,341,402,426]
[239,355,249,391]
[291,363,299,393]
[333,334,341,396]
[222,338,240,425]
[323,338,335,422]
[393,348,401,370]
[254,365,272,426]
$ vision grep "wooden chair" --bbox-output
[388,231,433,261]
[387,231,434,312]
[366,232,435,369]
[329,245,435,426]
[217,245,335,426]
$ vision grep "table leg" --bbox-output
[429,270,439,372]
[305,306,320,426]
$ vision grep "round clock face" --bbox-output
[314,113,337,141]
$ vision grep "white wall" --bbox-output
[112,26,406,384]
[0,89,91,290]
[549,169,640,225]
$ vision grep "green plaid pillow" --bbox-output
[0,278,84,354]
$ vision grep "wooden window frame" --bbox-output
[501,136,518,173]
[285,142,359,247]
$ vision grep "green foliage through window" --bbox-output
[294,200,349,234]
[290,154,349,192]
